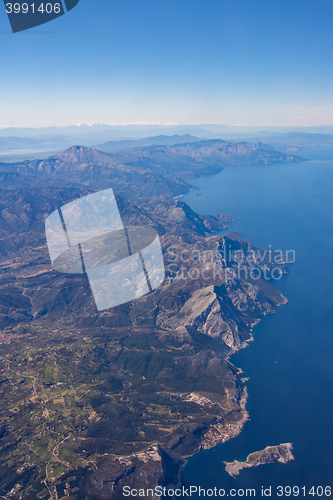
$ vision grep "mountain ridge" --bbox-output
[93,134,202,153]
[0,140,303,195]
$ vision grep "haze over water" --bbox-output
[180,147,333,498]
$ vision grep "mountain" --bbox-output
[114,139,303,178]
[0,146,191,199]
[0,140,303,198]
[94,134,203,153]
[0,141,295,499]
[0,182,290,497]
[116,139,300,165]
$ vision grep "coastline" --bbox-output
[200,387,249,451]
[173,164,294,486]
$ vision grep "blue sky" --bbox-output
[1,0,333,127]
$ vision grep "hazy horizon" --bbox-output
[1,0,333,128]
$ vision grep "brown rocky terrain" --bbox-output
[0,144,294,499]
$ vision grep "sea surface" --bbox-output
[179,147,333,498]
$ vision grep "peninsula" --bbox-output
[224,443,295,478]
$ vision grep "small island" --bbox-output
[224,443,294,478]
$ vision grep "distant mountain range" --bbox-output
[1,125,333,161]
[1,123,333,139]
[248,132,333,153]
[93,134,203,152]
[0,140,303,199]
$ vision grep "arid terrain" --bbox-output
[0,140,297,499]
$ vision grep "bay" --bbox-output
[179,147,333,498]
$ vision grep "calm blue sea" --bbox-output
[179,147,333,498]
